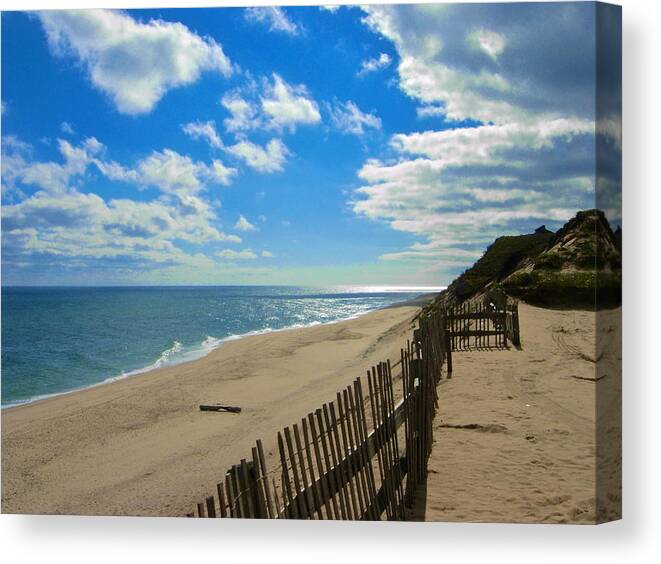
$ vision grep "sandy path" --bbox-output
[2,304,421,517]
[411,304,621,524]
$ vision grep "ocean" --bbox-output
[1,286,438,407]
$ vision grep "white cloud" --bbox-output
[347,3,616,280]
[328,100,381,136]
[182,120,223,149]
[217,248,258,260]
[60,121,75,135]
[209,160,237,185]
[2,186,240,266]
[226,139,289,173]
[351,119,595,268]
[360,6,518,123]
[390,118,593,165]
[357,52,392,77]
[221,90,261,133]
[466,29,505,60]
[2,136,243,275]
[244,7,300,36]
[261,74,321,132]
[234,214,257,231]
[8,136,101,192]
[416,106,445,119]
[38,9,232,115]
[360,4,602,124]
[261,250,274,258]
[221,74,321,134]
[119,148,237,194]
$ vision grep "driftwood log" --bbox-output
[199,404,242,413]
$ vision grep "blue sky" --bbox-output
[1,3,621,286]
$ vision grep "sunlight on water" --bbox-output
[1,285,439,406]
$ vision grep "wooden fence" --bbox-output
[444,299,520,351]
[188,303,449,520]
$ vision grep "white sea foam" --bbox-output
[2,293,432,409]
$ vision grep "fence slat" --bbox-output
[327,402,356,519]
[292,423,317,519]
[206,495,216,518]
[277,431,298,519]
[300,417,325,519]
[308,412,337,519]
[354,378,380,520]
[256,439,274,519]
[217,482,227,518]
[283,426,308,519]
[316,408,347,519]
[188,296,516,521]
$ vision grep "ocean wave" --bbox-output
[2,295,424,408]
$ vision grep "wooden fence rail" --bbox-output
[444,299,520,351]
[188,302,450,520]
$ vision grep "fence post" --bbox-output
[445,332,453,377]
[513,303,521,347]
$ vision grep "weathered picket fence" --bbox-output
[444,299,520,351]
[188,304,449,520]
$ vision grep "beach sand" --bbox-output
[1,302,423,517]
[2,299,621,522]
[410,303,622,524]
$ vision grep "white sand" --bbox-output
[410,303,621,524]
[2,304,420,516]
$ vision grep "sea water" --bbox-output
[1,286,439,407]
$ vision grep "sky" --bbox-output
[0,3,621,286]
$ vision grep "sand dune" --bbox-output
[411,303,621,524]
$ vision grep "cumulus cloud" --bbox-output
[5,136,102,192]
[1,135,243,276]
[244,7,300,36]
[226,139,289,173]
[60,121,75,135]
[234,214,257,231]
[217,248,258,260]
[221,74,321,134]
[466,29,505,60]
[38,9,232,115]
[221,90,261,133]
[261,250,274,258]
[182,120,223,149]
[361,3,600,123]
[135,149,237,196]
[357,53,392,77]
[348,3,620,279]
[415,106,446,119]
[328,100,381,136]
[390,118,593,164]
[261,74,321,132]
[352,124,597,266]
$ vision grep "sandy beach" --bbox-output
[2,301,424,517]
[2,299,621,522]
[411,303,622,524]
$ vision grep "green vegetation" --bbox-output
[433,209,621,310]
[448,231,554,301]
[502,270,621,308]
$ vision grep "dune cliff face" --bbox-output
[434,209,621,309]
[439,230,555,305]
[502,209,621,308]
